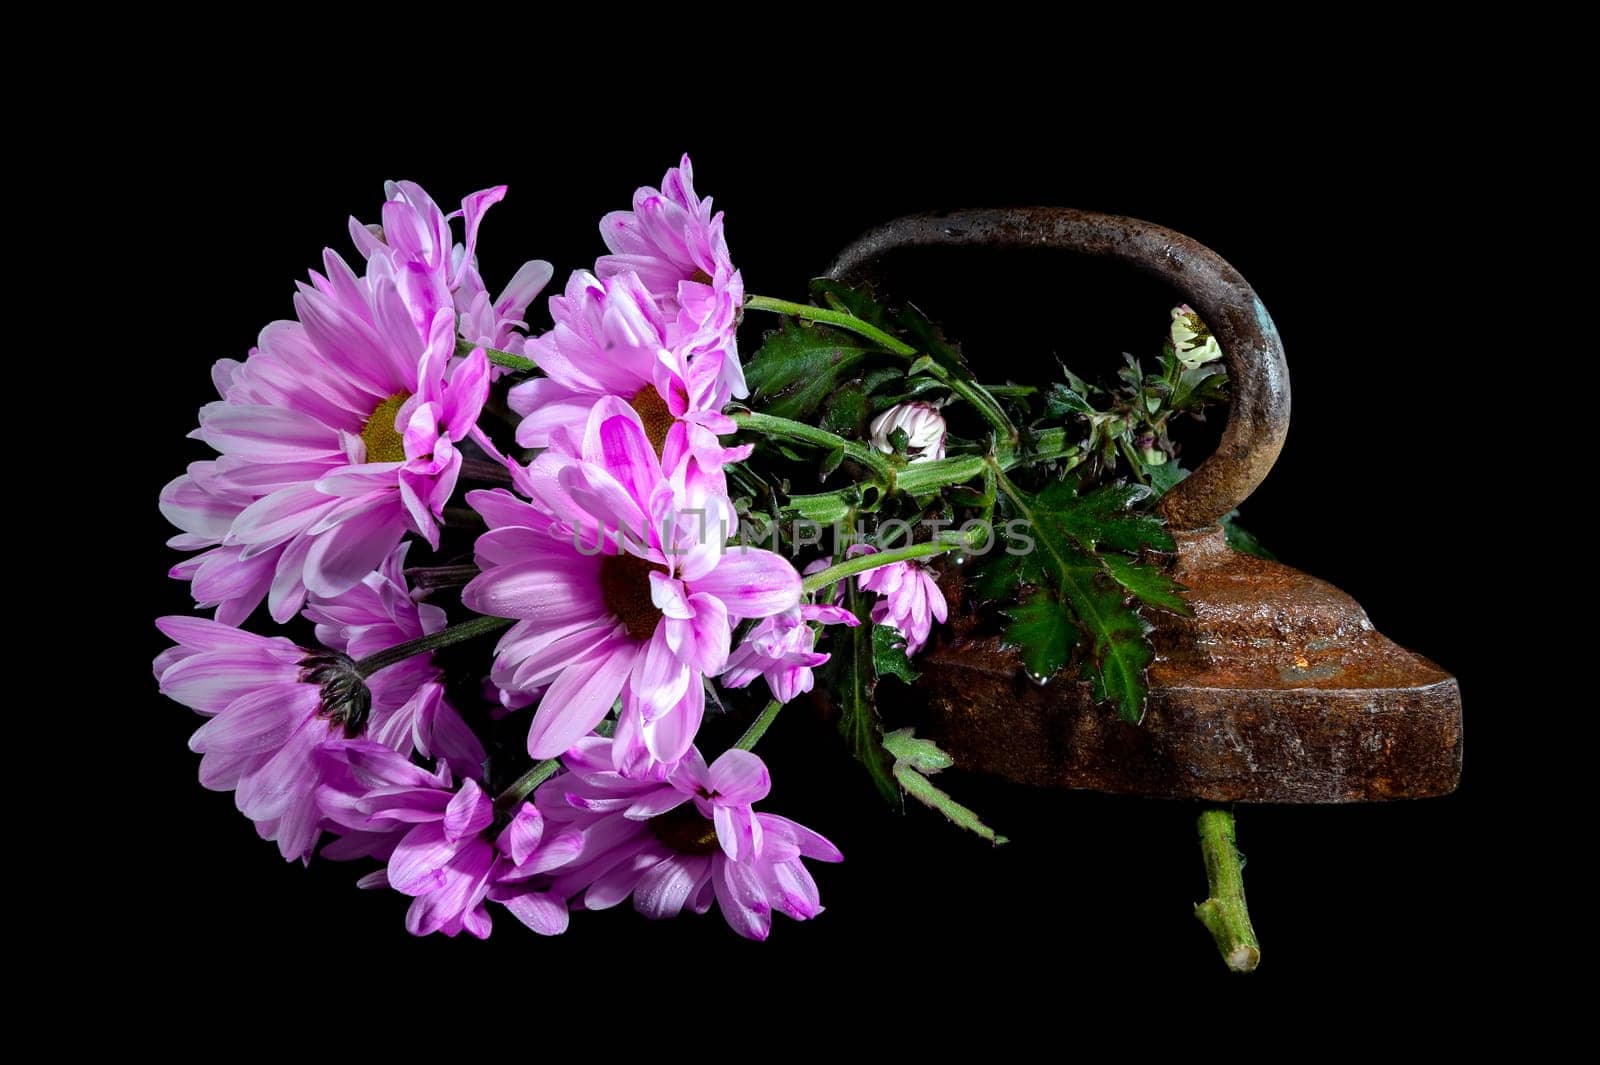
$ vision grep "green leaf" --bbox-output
[808,278,895,330]
[744,320,879,421]
[1103,554,1192,615]
[1047,383,1096,417]
[872,625,920,684]
[1172,363,1228,409]
[999,587,1079,677]
[819,445,845,480]
[1221,511,1276,560]
[894,302,970,372]
[881,727,951,772]
[884,729,1008,844]
[887,426,910,454]
[1038,480,1176,554]
[836,583,901,807]
[1147,461,1190,496]
[974,476,1169,723]
[820,384,869,437]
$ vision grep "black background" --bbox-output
[103,105,1520,1009]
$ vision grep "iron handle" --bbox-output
[825,208,1290,530]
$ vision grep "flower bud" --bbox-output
[869,402,947,463]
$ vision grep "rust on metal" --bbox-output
[828,208,1463,803]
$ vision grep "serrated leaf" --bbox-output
[1103,554,1192,615]
[821,384,869,437]
[974,478,1165,723]
[1036,480,1176,554]
[837,584,901,807]
[999,587,1079,677]
[872,625,920,684]
[894,302,969,372]
[1047,383,1095,417]
[808,278,895,330]
[744,320,879,421]
[884,728,1007,844]
[882,727,952,772]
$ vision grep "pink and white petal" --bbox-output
[663,592,730,676]
[708,748,772,806]
[303,502,407,598]
[713,856,772,941]
[526,638,636,759]
[499,889,569,936]
[692,550,803,620]
[267,534,314,624]
[628,627,692,722]
[443,780,494,841]
[713,803,762,862]
[634,856,698,920]
[187,685,310,754]
[638,674,704,765]
[443,347,490,441]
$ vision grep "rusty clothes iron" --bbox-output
[827,208,1462,803]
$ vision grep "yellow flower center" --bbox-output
[361,393,412,464]
[649,804,721,855]
[630,387,675,455]
[600,552,667,641]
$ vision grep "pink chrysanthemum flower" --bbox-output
[721,602,859,703]
[506,269,748,486]
[596,154,747,401]
[537,737,841,939]
[162,181,525,625]
[347,181,553,352]
[180,271,489,622]
[851,545,949,655]
[154,549,477,860]
[463,398,802,771]
[317,743,581,939]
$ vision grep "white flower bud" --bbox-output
[869,402,948,463]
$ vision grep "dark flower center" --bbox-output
[688,267,714,287]
[361,392,412,463]
[298,650,372,738]
[600,552,666,641]
[629,387,674,455]
[649,804,720,855]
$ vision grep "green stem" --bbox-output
[801,531,976,595]
[494,718,615,811]
[778,431,1082,525]
[1194,807,1261,973]
[744,295,914,355]
[404,564,482,594]
[731,411,896,487]
[733,699,785,751]
[893,455,988,496]
[494,757,561,812]
[745,294,1015,442]
[456,336,537,373]
[354,614,512,677]
[915,361,1018,444]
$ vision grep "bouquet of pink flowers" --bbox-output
[156,156,1230,943]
